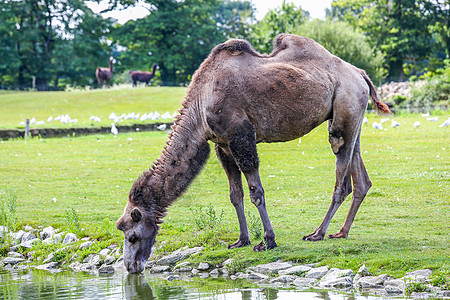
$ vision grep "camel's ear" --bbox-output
[131,208,142,222]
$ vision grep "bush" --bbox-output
[410,60,450,107]
[291,19,386,83]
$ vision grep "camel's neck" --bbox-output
[151,65,157,75]
[109,60,113,72]
[129,105,210,222]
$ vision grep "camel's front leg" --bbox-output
[227,120,277,251]
[215,145,251,249]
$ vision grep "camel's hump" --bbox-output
[212,39,262,57]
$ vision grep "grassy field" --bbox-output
[0,88,449,278]
[0,86,186,129]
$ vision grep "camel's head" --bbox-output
[116,202,157,273]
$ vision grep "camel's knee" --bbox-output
[249,185,264,207]
[230,189,244,207]
[329,132,345,154]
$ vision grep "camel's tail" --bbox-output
[361,73,391,115]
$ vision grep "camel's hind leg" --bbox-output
[328,135,372,238]
[303,112,363,241]
[216,144,251,249]
[227,120,277,251]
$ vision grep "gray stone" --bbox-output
[385,285,404,294]
[13,230,26,242]
[157,247,204,265]
[21,232,36,243]
[410,292,433,299]
[99,265,115,274]
[198,262,210,271]
[199,273,209,279]
[356,274,389,289]
[53,233,63,244]
[99,249,110,257]
[40,226,55,240]
[8,252,24,259]
[34,262,61,273]
[145,260,156,269]
[19,238,39,249]
[79,241,94,250]
[209,268,220,276]
[246,272,268,281]
[104,255,116,265]
[43,253,54,264]
[222,259,233,266]
[305,266,329,279]
[270,275,296,284]
[437,291,450,298]
[150,265,171,273]
[63,233,77,244]
[2,257,25,265]
[278,265,312,276]
[293,278,318,287]
[191,269,199,275]
[319,268,354,288]
[83,254,103,267]
[165,274,180,282]
[175,267,193,273]
[357,265,371,276]
[253,261,292,275]
[404,269,432,282]
[24,225,33,231]
[230,275,238,280]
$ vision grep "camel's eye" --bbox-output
[129,234,139,244]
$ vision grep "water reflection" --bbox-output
[0,268,385,300]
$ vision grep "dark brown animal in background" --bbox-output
[130,64,158,86]
[116,34,391,273]
[96,58,114,87]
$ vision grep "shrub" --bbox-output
[410,60,450,107]
[0,192,19,231]
[291,19,386,83]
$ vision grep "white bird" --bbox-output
[380,118,390,124]
[362,116,368,124]
[427,116,438,122]
[111,123,118,135]
[152,111,161,120]
[161,111,172,119]
[90,116,101,122]
[372,122,383,129]
[30,117,36,124]
[421,113,430,117]
[439,118,450,127]
[140,113,148,121]
[47,116,53,122]
[156,124,166,131]
[36,120,45,125]
[109,112,117,120]
[391,120,401,128]
[413,121,421,128]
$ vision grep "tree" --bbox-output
[0,0,114,90]
[291,20,386,83]
[113,0,255,85]
[249,1,309,54]
[331,0,448,81]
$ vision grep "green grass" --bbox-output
[0,86,186,129]
[0,88,449,278]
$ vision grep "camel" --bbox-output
[96,58,114,87]
[116,34,391,273]
[130,64,158,86]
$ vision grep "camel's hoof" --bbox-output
[227,239,251,249]
[328,232,347,239]
[302,233,324,241]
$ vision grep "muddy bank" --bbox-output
[0,122,173,140]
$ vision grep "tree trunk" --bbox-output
[389,58,404,82]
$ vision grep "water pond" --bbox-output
[0,268,402,300]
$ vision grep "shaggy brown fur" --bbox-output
[130,65,158,86]
[117,34,391,273]
[95,58,113,87]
